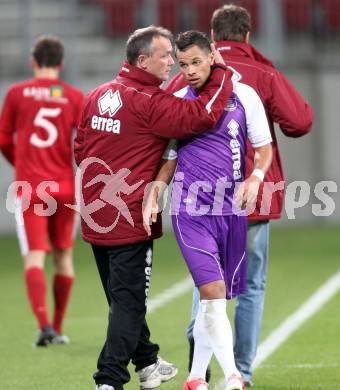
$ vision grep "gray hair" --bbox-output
[126,25,173,65]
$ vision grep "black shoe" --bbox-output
[35,325,56,347]
[245,380,254,387]
[188,337,211,383]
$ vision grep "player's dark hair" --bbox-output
[32,35,64,67]
[126,25,173,65]
[211,4,251,42]
[175,30,211,54]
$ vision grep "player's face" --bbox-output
[143,36,175,81]
[176,45,214,90]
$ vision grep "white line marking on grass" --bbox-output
[147,276,193,314]
[253,270,340,368]
[213,270,340,390]
[286,363,338,369]
[255,363,338,370]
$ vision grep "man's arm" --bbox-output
[270,70,313,137]
[165,72,186,94]
[0,133,15,165]
[236,144,272,210]
[0,89,16,165]
[74,91,85,129]
[155,158,178,184]
[235,82,273,210]
[149,47,233,140]
[149,65,232,139]
[74,95,89,166]
[143,141,178,235]
[74,125,85,166]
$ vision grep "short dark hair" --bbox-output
[175,30,211,54]
[32,35,64,67]
[211,4,251,42]
[126,25,173,65]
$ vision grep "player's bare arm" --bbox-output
[236,143,272,210]
[143,158,177,236]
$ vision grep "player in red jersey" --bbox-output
[0,35,84,346]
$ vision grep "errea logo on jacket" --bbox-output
[91,89,122,134]
[98,89,122,116]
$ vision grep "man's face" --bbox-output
[143,36,175,81]
[176,45,214,90]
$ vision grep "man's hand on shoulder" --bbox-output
[211,43,225,66]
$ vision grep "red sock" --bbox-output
[53,274,74,334]
[24,267,49,330]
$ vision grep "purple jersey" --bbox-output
[168,82,271,297]
[171,82,271,216]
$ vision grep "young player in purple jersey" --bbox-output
[143,31,272,390]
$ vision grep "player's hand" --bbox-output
[211,43,225,66]
[235,175,261,211]
[142,186,159,236]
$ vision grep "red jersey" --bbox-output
[166,41,313,221]
[0,78,84,185]
[75,62,232,246]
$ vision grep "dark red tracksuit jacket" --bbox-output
[166,41,314,221]
[74,62,232,246]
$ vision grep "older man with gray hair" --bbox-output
[75,25,232,390]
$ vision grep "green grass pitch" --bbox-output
[0,225,339,389]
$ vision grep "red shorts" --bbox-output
[15,181,76,255]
